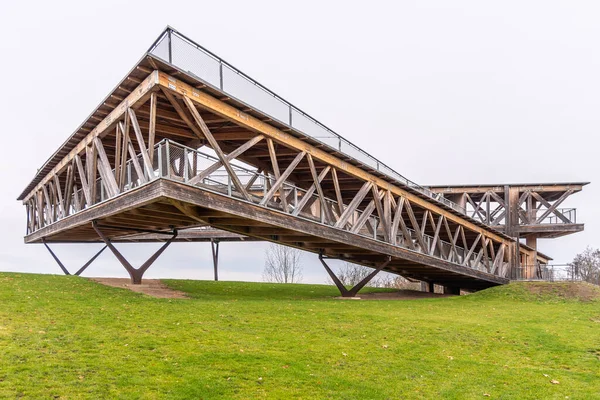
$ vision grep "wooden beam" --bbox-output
[23,71,158,202]
[292,166,331,217]
[371,186,389,242]
[307,153,334,224]
[188,135,265,185]
[331,168,344,216]
[93,137,119,197]
[160,88,205,139]
[128,108,155,178]
[260,151,306,206]
[86,144,98,203]
[404,201,427,251]
[158,72,510,245]
[74,154,92,205]
[266,138,287,212]
[148,92,157,165]
[335,181,372,229]
[182,96,252,202]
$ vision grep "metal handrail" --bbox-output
[146,27,467,215]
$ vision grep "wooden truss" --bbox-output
[461,188,576,231]
[21,69,517,287]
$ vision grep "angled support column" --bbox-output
[319,253,391,297]
[42,238,107,276]
[211,239,220,281]
[92,221,178,284]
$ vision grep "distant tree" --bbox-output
[568,247,600,284]
[327,262,420,289]
[329,262,372,286]
[262,244,303,283]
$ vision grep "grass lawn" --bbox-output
[0,273,599,399]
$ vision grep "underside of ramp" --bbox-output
[26,179,508,290]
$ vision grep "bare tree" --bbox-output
[327,262,421,290]
[569,247,600,284]
[328,262,371,286]
[262,244,303,283]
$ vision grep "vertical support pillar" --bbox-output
[446,193,467,212]
[421,281,435,293]
[507,240,519,280]
[505,186,520,237]
[211,239,220,281]
[525,235,539,279]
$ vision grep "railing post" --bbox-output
[167,29,173,64]
[288,105,292,127]
[166,140,171,179]
[158,142,163,177]
[228,175,232,197]
[219,61,224,90]
[294,187,298,209]
[183,148,189,181]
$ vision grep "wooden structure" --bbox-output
[17,27,581,294]
[428,183,586,279]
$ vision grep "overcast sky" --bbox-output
[0,0,597,283]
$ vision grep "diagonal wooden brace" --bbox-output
[319,254,392,297]
[42,238,107,276]
[92,221,178,284]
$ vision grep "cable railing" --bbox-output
[512,264,598,285]
[146,27,467,215]
[536,208,576,225]
[157,140,498,275]
[36,138,502,276]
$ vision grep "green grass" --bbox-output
[0,273,599,399]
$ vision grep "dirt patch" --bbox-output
[353,290,454,300]
[89,278,188,299]
[523,282,600,302]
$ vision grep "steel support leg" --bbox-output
[42,238,107,276]
[92,221,178,284]
[43,238,70,275]
[211,239,220,281]
[319,254,391,297]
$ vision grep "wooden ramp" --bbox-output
[18,27,556,294]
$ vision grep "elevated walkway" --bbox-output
[19,28,572,294]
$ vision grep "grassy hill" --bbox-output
[0,273,599,399]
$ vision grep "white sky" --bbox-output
[0,0,597,283]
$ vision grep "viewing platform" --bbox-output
[18,27,585,293]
